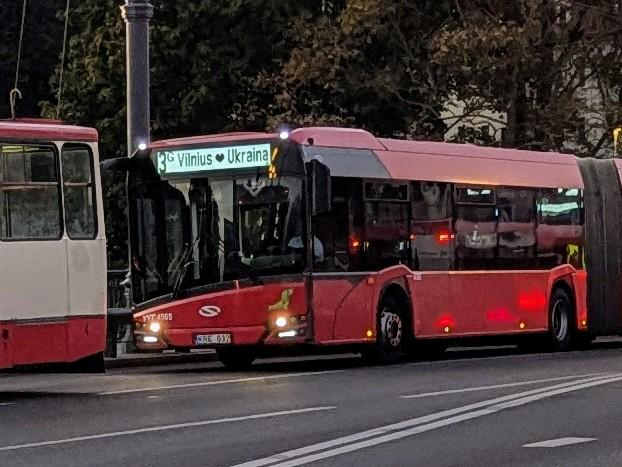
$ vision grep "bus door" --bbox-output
[61,144,106,358]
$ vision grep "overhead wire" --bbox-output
[57,0,71,119]
[10,0,28,119]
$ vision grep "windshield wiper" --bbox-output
[171,234,203,299]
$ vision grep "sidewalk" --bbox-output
[105,349,218,368]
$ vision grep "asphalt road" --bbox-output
[2,344,622,467]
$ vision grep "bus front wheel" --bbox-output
[362,295,407,364]
[216,346,256,370]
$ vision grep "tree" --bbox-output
[0,0,66,118]
[238,0,455,139]
[431,0,622,156]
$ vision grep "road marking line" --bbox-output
[253,375,622,467]
[0,403,13,406]
[401,373,606,398]
[99,370,343,395]
[0,406,335,452]
[232,373,619,467]
[524,437,596,448]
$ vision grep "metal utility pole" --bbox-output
[120,0,153,156]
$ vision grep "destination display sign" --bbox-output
[154,143,272,175]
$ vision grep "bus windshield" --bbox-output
[130,173,305,303]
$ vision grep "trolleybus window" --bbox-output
[537,188,584,268]
[411,181,453,271]
[0,143,62,239]
[455,185,497,270]
[361,180,410,269]
[497,187,537,267]
[61,144,97,239]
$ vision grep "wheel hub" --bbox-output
[380,310,402,348]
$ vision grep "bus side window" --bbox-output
[537,188,584,269]
[361,180,410,270]
[312,178,350,272]
[454,186,497,270]
[61,144,97,239]
[0,144,62,239]
[497,187,537,269]
[411,181,453,271]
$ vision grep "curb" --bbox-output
[105,351,218,369]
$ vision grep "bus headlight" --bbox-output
[149,322,162,333]
[275,316,288,328]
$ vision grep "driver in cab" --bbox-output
[288,233,325,263]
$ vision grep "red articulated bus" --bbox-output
[119,127,622,368]
[0,119,107,371]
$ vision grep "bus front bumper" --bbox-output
[134,323,308,351]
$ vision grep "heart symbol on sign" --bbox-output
[215,153,225,163]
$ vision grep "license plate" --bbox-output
[194,333,232,345]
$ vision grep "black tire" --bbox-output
[548,288,574,352]
[73,351,106,373]
[216,346,256,370]
[362,295,408,364]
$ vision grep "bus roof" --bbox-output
[0,119,98,143]
[150,132,275,150]
[150,127,584,188]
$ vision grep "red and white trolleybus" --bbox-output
[118,127,622,368]
[0,119,107,371]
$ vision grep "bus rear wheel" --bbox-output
[362,296,407,364]
[548,288,574,352]
[216,346,256,370]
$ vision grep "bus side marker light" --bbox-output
[581,319,587,327]
[366,329,374,338]
[519,320,526,330]
[443,326,451,333]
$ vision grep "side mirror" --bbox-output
[308,158,331,215]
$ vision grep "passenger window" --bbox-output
[455,185,497,270]
[0,144,62,239]
[497,187,537,268]
[62,145,96,239]
[312,179,350,272]
[537,188,584,268]
[362,180,410,269]
[411,181,453,271]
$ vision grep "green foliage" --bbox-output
[0,0,66,118]
[238,0,454,139]
[432,0,622,155]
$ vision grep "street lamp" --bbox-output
[120,0,154,157]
